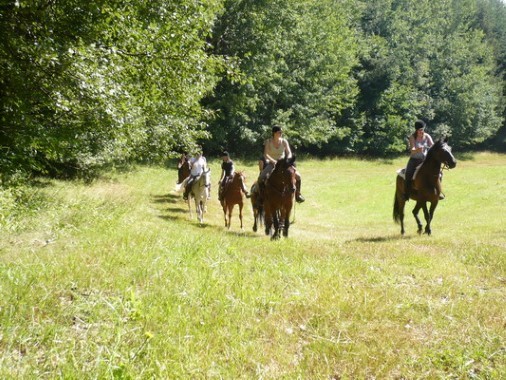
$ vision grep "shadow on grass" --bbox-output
[189,220,262,239]
[347,234,414,244]
[151,192,180,204]
[151,192,263,239]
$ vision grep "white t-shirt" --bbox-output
[190,156,207,176]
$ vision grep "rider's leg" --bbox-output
[295,171,305,203]
[183,177,194,200]
[404,158,418,201]
[257,162,273,200]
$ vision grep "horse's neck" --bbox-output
[419,157,441,179]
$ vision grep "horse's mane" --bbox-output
[425,138,444,162]
[274,156,296,170]
[232,171,244,182]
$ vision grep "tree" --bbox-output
[205,0,360,155]
[354,0,503,154]
[0,0,225,178]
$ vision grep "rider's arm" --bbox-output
[408,136,422,154]
[283,139,293,159]
[425,134,434,148]
[264,140,276,163]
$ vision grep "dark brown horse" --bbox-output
[263,157,297,240]
[221,172,247,230]
[393,137,457,235]
[177,158,190,185]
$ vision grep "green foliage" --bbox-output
[1,0,505,176]
[354,0,504,154]
[0,0,225,177]
[205,0,360,154]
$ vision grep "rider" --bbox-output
[177,151,190,184]
[178,151,190,169]
[183,148,208,201]
[404,119,434,200]
[218,151,249,201]
[258,126,305,203]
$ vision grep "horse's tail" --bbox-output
[393,193,401,224]
[255,204,264,227]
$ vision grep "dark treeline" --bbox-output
[1,0,505,180]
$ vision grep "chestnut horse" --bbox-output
[393,137,457,235]
[263,157,297,240]
[220,172,247,230]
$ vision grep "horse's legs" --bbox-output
[412,202,424,234]
[264,205,272,236]
[271,210,281,240]
[282,215,290,237]
[239,203,244,230]
[222,203,228,227]
[195,199,203,223]
[424,202,438,235]
[187,196,193,219]
[227,205,233,229]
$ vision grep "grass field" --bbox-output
[0,153,505,378]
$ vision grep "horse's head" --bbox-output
[427,137,457,169]
[270,157,297,191]
[203,168,211,186]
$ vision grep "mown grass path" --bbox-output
[1,153,505,378]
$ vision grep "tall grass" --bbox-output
[0,153,505,378]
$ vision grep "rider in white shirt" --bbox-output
[183,150,208,200]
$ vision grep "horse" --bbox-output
[177,158,190,185]
[220,172,247,230]
[263,156,297,240]
[187,168,211,224]
[250,181,264,233]
[393,137,457,235]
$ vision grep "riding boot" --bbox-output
[295,178,305,203]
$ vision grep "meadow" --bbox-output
[0,153,505,379]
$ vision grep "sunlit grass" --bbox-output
[0,153,505,378]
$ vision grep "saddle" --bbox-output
[397,165,443,181]
[396,164,422,180]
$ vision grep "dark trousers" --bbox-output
[405,157,423,196]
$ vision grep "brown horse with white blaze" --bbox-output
[393,137,457,235]
[220,172,248,230]
[263,156,297,240]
